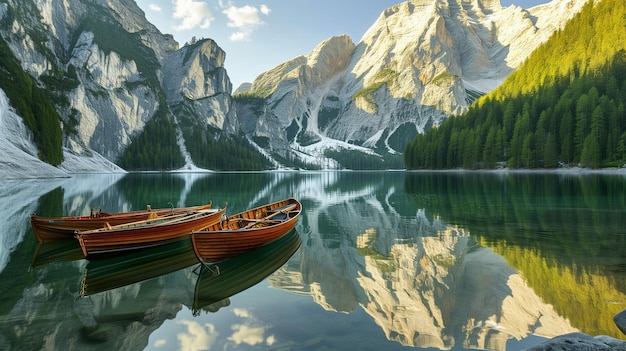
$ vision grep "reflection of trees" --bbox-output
[116,173,186,209]
[490,242,626,338]
[405,172,626,265]
[405,172,626,338]
[186,172,284,212]
[36,186,64,217]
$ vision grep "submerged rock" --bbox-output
[614,309,626,336]
[525,332,626,351]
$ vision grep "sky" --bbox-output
[134,0,551,90]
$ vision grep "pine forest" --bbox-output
[404,0,626,170]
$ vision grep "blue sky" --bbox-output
[135,0,550,90]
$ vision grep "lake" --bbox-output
[1,171,626,351]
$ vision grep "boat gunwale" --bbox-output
[31,202,213,242]
[192,198,300,234]
[75,208,221,236]
[76,208,226,257]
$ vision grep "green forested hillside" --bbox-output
[117,112,185,171]
[405,0,626,170]
[0,36,63,165]
[185,128,273,171]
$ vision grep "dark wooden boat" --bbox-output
[191,198,301,263]
[76,207,225,258]
[31,202,213,242]
[80,236,199,297]
[193,228,301,315]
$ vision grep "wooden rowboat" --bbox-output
[76,207,225,258]
[191,198,301,264]
[31,202,213,242]
[193,228,301,315]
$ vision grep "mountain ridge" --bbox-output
[237,0,589,169]
[0,0,591,176]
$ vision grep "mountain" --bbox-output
[404,0,626,170]
[237,0,589,168]
[0,0,237,176]
[0,0,589,177]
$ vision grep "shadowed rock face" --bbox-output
[614,309,626,336]
[0,0,231,167]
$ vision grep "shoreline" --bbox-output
[405,166,626,175]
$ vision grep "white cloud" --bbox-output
[221,5,270,42]
[228,324,266,346]
[148,4,162,12]
[153,339,167,347]
[233,308,251,318]
[177,320,218,351]
[229,31,248,41]
[223,5,263,28]
[173,0,213,31]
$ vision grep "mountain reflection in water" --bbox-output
[0,171,625,351]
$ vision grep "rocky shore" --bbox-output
[527,310,626,350]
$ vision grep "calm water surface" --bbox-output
[1,171,626,351]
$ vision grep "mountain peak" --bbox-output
[306,35,355,83]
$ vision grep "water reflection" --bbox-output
[194,229,301,315]
[30,239,84,269]
[1,171,626,350]
[404,172,626,339]
[80,237,198,297]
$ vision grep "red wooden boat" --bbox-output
[191,198,301,264]
[76,207,225,258]
[31,202,212,242]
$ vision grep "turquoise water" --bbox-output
[1,171,626,350]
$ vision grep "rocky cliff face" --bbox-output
[163,39,235,134]
[239,0,589,165]
[0,0,232,171]
[1,0,168,161]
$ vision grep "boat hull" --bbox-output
[31,203,212,242]
[191,198,301,263]
[77,208,225,258]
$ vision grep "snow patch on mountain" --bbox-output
[0,88,125,178]
[0,90,65,178]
